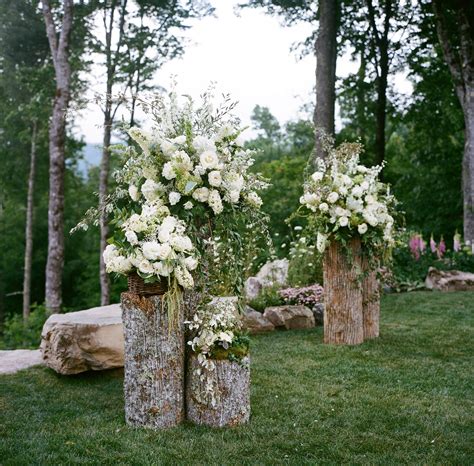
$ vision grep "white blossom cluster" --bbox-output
[300,142,396,253]
[103,201,197,288]
[185,299,243,405]
[100,90,267,289]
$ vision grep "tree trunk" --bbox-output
[99,111,112,306]
[361,255,380,339]
[462,88,474,245]
[323,238,364,345]
[121,292,185,429]
[186,354,250,428]
[313,0,338,163]
[374,49,388,169]
[22,121,38,321]
[42,0,74,314]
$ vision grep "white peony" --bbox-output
[169,191,181,205]
[208,170,222,187]
[339,217,349,227]
[128,185,140,201]
[327,192,339,204]
[138,259,154,275]
[200,150,219,170]
[142,241,161,260]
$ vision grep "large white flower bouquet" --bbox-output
[300,140,396,258]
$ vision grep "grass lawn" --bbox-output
[1,291,473,465]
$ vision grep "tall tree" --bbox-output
[313,0,338,162]
[432,0,474,244]
[42,0,74,314]
[94,0,214,305]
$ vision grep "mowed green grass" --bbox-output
[1,291,473,465]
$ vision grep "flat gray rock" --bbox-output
[0,349,43,375]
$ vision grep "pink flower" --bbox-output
[437,237,446,259]
[430,235,437,254]
[409,234,421,260]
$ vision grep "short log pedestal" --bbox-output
[121,292,185,429]
[361,256,380,339]
[186,354,250,428]
[323,238,364,345]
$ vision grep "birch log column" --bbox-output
[121,292,185,429]
[361,255,380,339]
[323,238,364,345]
[186,355,250,427]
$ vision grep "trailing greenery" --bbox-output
[1,292,473,464]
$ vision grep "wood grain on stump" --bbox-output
[361,255,380,339]
[323,238,364,345]
[121,292,185,429]
[186,354,250,427]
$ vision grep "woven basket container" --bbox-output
[127,273,168,296]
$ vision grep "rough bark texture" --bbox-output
[186,354,250,428]
[313,0,338,163]
[42,0,74,314]
[323,239,364,345]
[121,292,185,429]
[433,1,474,243]
[361,256,380,339]
[22,121,37,320]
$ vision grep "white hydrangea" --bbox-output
[169,191,181,205]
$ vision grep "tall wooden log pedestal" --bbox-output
[121,292,185,429]
[362,257,380,339]
[323,238,364,345]
[186,354,250,427]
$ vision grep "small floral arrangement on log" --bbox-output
[186,299,249,405]
[74,87,269,314]
[299,138,397,258]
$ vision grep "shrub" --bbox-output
[0,304,48,349]
[279,284,324,309]
[287,231,323,287]
[248,285,284,313]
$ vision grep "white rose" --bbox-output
[208,170,222,187]
[224,172,244,191]
[319,202,329,212]
[125,231,138,245]
[162,162,176,180]
[327,192,339,204]
[311,172,324,182]
[199,150,219,170]
[339,217,349,227]
[358,223,368,234]
[128,185,140,201]
[184,201,193,210]
[138,259,154,275]
[169,191,181,205]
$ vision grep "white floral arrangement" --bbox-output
[186,299,249,406]
[75,88,268,298]
[300,140,396,256]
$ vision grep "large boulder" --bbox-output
[40,304,124,375]
[242,306,275,334]
[425,267,474,292]
[263,305,315,330]
[244,259,289,300]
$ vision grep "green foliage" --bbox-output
[0,304,48,350]
[247,285,284,312]
[287,232,323,287]
[1,292,473,464]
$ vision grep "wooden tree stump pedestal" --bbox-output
[362,257,380,339]
[186,354,250,427]
[323,238,364,345]
[121,292,185,429]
